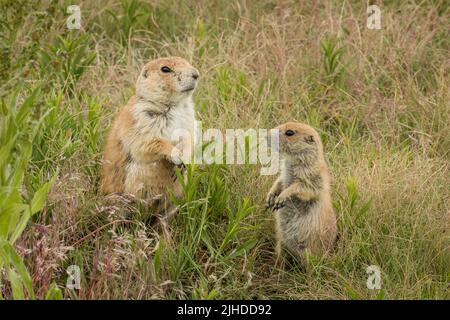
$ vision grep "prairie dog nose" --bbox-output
[191,69,199,80]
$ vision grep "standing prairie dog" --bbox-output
[266,122,337,262]
[100,57,199,213]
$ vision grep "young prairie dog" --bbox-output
[266,122,337,262]
[100,57,199,213]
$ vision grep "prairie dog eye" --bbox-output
[161,66,172,73]
[285,130,295,136]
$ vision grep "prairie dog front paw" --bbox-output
[273,190,294,210]
[265,192,279,209]
[272,196,286,210]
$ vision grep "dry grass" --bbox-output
[1,0,449,299]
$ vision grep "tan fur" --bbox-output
[266,122,337,262]
[100,57,199,214]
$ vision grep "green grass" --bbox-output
[0,0,449,299]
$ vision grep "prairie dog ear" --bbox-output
[304,135,314,144]
[142,67,149,78]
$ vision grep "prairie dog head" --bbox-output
[275,122,324,161]
[136,57,199,108]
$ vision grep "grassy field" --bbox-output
[0,0,449,299]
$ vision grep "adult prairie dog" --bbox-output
[266,122,337,262]
[100,57,199,212]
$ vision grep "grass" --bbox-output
[0,0,449,299]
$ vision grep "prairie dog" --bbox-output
[266,122,337,262]
[100,57,199,212]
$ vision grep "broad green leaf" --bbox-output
[2,188,22,207]
[30,174,57,215]
[0,240,35,299]
[376,289,386,300]
[7,268,25,300]
[8,140,32,189]
[15,89,40,127]
[0,135,17,170]
[9,206,31,244]
[226,239,257,260]
[0,203,28,239]
[45,282,63,300]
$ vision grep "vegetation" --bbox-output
[0,0,449,299]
